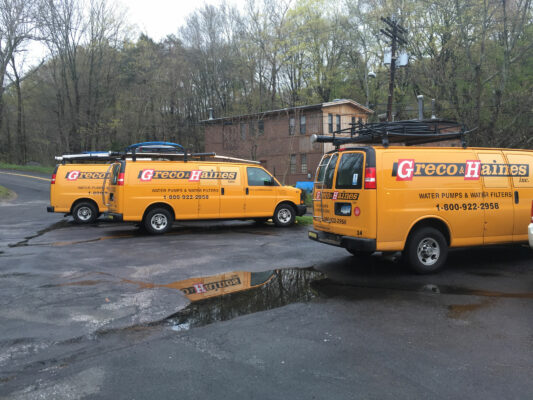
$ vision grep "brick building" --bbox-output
[202,99,373,185]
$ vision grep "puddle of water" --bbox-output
[166,268,326,331]
[313,279,533,300]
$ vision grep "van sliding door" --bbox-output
[477,152,514,244]
[503,151,533,241]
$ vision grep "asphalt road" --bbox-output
[0,169,532,399]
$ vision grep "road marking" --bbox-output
[0,171,50,182]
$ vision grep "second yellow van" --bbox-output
[308,134,533,273]
[105,157,306,234]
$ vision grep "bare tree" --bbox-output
[0,0,37,138]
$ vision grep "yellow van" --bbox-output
[48,162,112,223]
[105,155,306,234]
[47,143,186,224]
[308,124,533,273]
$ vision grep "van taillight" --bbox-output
[118,172,124,186]
[364,167,376,189]
[51,174,56,184]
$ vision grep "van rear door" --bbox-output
[502,151,533,242]
[317,150,377,239]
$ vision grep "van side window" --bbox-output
[336,153,364,189]
[323,153,338,189]
[247,167,278,186]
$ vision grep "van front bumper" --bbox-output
[47,206,54,213]
[528,223,533,248]
[308,229,376,253]
[105,212,123,222]
[296,205,307,216]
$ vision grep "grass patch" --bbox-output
[296,215,313,226]
[0,163,54,174]
[0,185,14,200]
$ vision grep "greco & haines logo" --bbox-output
[137,169,238,181]
[392,160,529,180]
[396,159,415,181]
[139,169,155,182]
[64,170,109,180]
[66,170,80,181]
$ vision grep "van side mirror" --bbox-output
[263,178,273,186]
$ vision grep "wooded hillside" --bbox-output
[0,0,531,165]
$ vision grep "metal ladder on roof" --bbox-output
[312,155,333,222]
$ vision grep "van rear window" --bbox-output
[323,154,338,189]
[336,153,364,189]
[316,155,330,183]
[111,164,121,185]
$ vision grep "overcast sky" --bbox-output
[116,0,244,41]
[23,0,244,69]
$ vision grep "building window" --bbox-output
[300,115,306,134]
[258,120,264,135]
[301,154,307,174]
[240,123,247,139]
[328,114,333,133]
[289,116,295,135]
[336,114,340,132]
[290,154,296,174]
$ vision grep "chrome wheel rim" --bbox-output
[150,213,168,231]
[277,208,292,224]
[416,237,440,266]
[77,206,92,221]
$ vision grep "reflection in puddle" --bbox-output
[167,268,326,331]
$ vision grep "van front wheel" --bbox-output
[273,204,295,227]
[405,227,448,274]
[144,208,173,234]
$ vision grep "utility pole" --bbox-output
[381,16,407,122]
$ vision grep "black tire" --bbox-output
[143,207,173,235]
[405,227,448,274]
[72,202,98,224]
[273,204,295,227]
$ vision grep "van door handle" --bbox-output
[514,191,519,204]
[246,188,249,195]
[221,187,225,195]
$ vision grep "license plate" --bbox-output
[308,231,318,239]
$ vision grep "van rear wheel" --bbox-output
[405,227,448,274]
[273,204,295,227]
[144,208,173,235]
[72,202,97,224]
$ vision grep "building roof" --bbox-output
[200,99,373,124]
